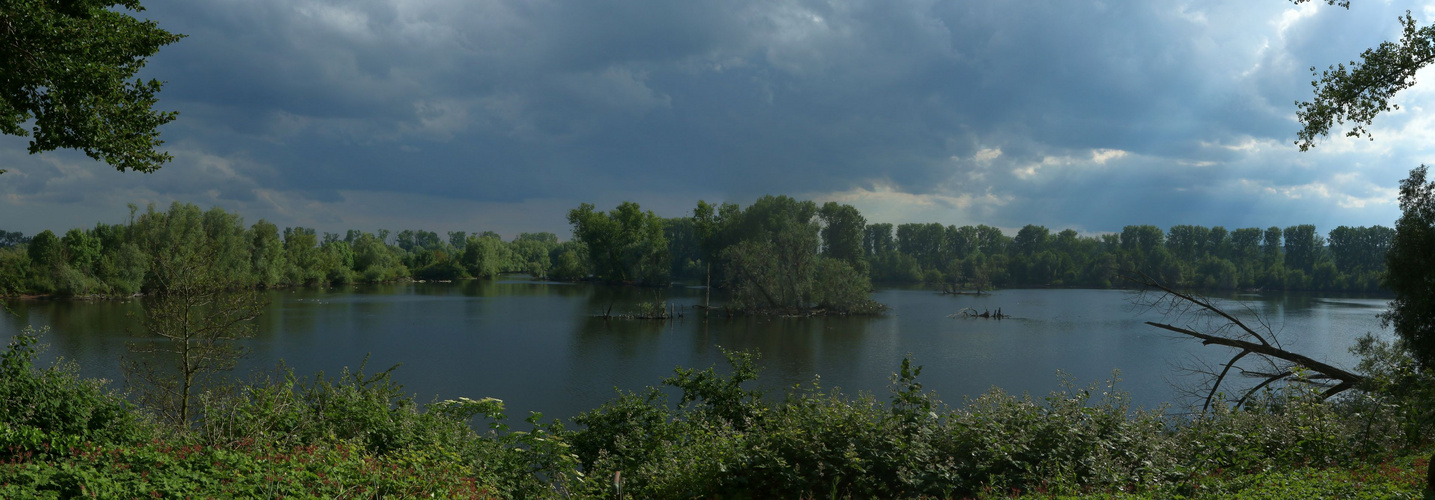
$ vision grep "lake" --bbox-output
[0,281,1393,422]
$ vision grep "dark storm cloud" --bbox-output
[3,0,1428,235]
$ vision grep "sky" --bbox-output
[4,0,1435,239]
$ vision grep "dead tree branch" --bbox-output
[1130,274,1366,413]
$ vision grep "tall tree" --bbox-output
[127,241,265,426]
[0,1,184,173]
[1282,224,1324,273]
[863,223,895,257]
[1382,165,1435,369]
[817,202,866,272]
[568,202,670,285]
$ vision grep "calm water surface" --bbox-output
[1,281,1392,421]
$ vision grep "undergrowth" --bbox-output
[1,328,1430,498]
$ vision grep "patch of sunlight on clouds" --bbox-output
[1238,176,1397,210]
[1013,148,1128,180]
[1091,148,1126,164]
[1275,1,1318,40]
[1200,137,1266,152]
[296,3,372,41]
[817,182,1012,225]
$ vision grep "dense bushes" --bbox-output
[0,332,1430,498]
[0,328,146,456]
[567,351,1429,498]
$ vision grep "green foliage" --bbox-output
[0,199,1397,297]
[0,246,31,296]
[0,328,144,457]
[127,241,267,427]
[568,202,671,285]
[1348,334,1435,450]
[283,227,330,286]
[351,231,408,282]
[705,195,884,314]
[818,201,867,273]
[1384,165,1435,370]
[0,0,184,173]
[461,234,509,279]
[812,257,885,314]
[548,241,590,281]
[187,361,578,497]
[246,220,285,287]
[1296,10,1435,151]
[510,233,558,278]
[565,349,1430,499]
[1,335,1431,498]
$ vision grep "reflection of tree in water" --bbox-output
[459,276,590,299]
[3,298,141,378]
[690,315,872,392]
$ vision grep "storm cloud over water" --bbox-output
[3,0,1430,236]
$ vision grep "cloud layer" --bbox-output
[3,0,1431,237]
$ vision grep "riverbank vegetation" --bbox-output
[1,330,1430,498]
[0,197,1394,302]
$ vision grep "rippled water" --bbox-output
[1,281,1392,421]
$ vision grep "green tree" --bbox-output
[1282,224,1324,274]
[1294,4,1433,150]
[1383,165,1435,369]
[662,218,704,280]
[282,227,325,285]
[127,242,266,426]
[510,233,558,278]
[351,231,406,282]
[460,234,508,279]
[567,202,670,285]
[24,229,61,293]
[0,0,184,173]
[547,241,589,281]
[61,227,100,274]
[248,220,285,287]
[817,202,867,273]
[1012,224,1050,257]
[863,223,896,257]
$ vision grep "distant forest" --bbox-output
[0,198,1392,298]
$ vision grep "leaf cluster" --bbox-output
[1296,11,1435,150]
[0,0,184,172]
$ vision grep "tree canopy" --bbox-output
[0,1,183,173]
[1382,166,1435,368]
[1294,2,1433,150]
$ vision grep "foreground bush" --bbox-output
[0,331,1429,498]
[568,351,1428,498]
[0,331,578,498]
[0,328,147,458]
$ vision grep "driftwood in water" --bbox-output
[947,307,1007,320]
[1130,273,1366,414]
[596,289,683,321]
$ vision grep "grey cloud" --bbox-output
[5,0,1421,235]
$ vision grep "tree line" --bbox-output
[855,221,1392,292]
[0,202,585,297]
[575,196,1393,294]
[0,198,1395,300]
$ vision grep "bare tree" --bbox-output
[1130,274,1366,415]
[126,245,266,426]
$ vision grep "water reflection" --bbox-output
[1,282,1393,422]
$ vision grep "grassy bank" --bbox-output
[1,330,1429,498]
